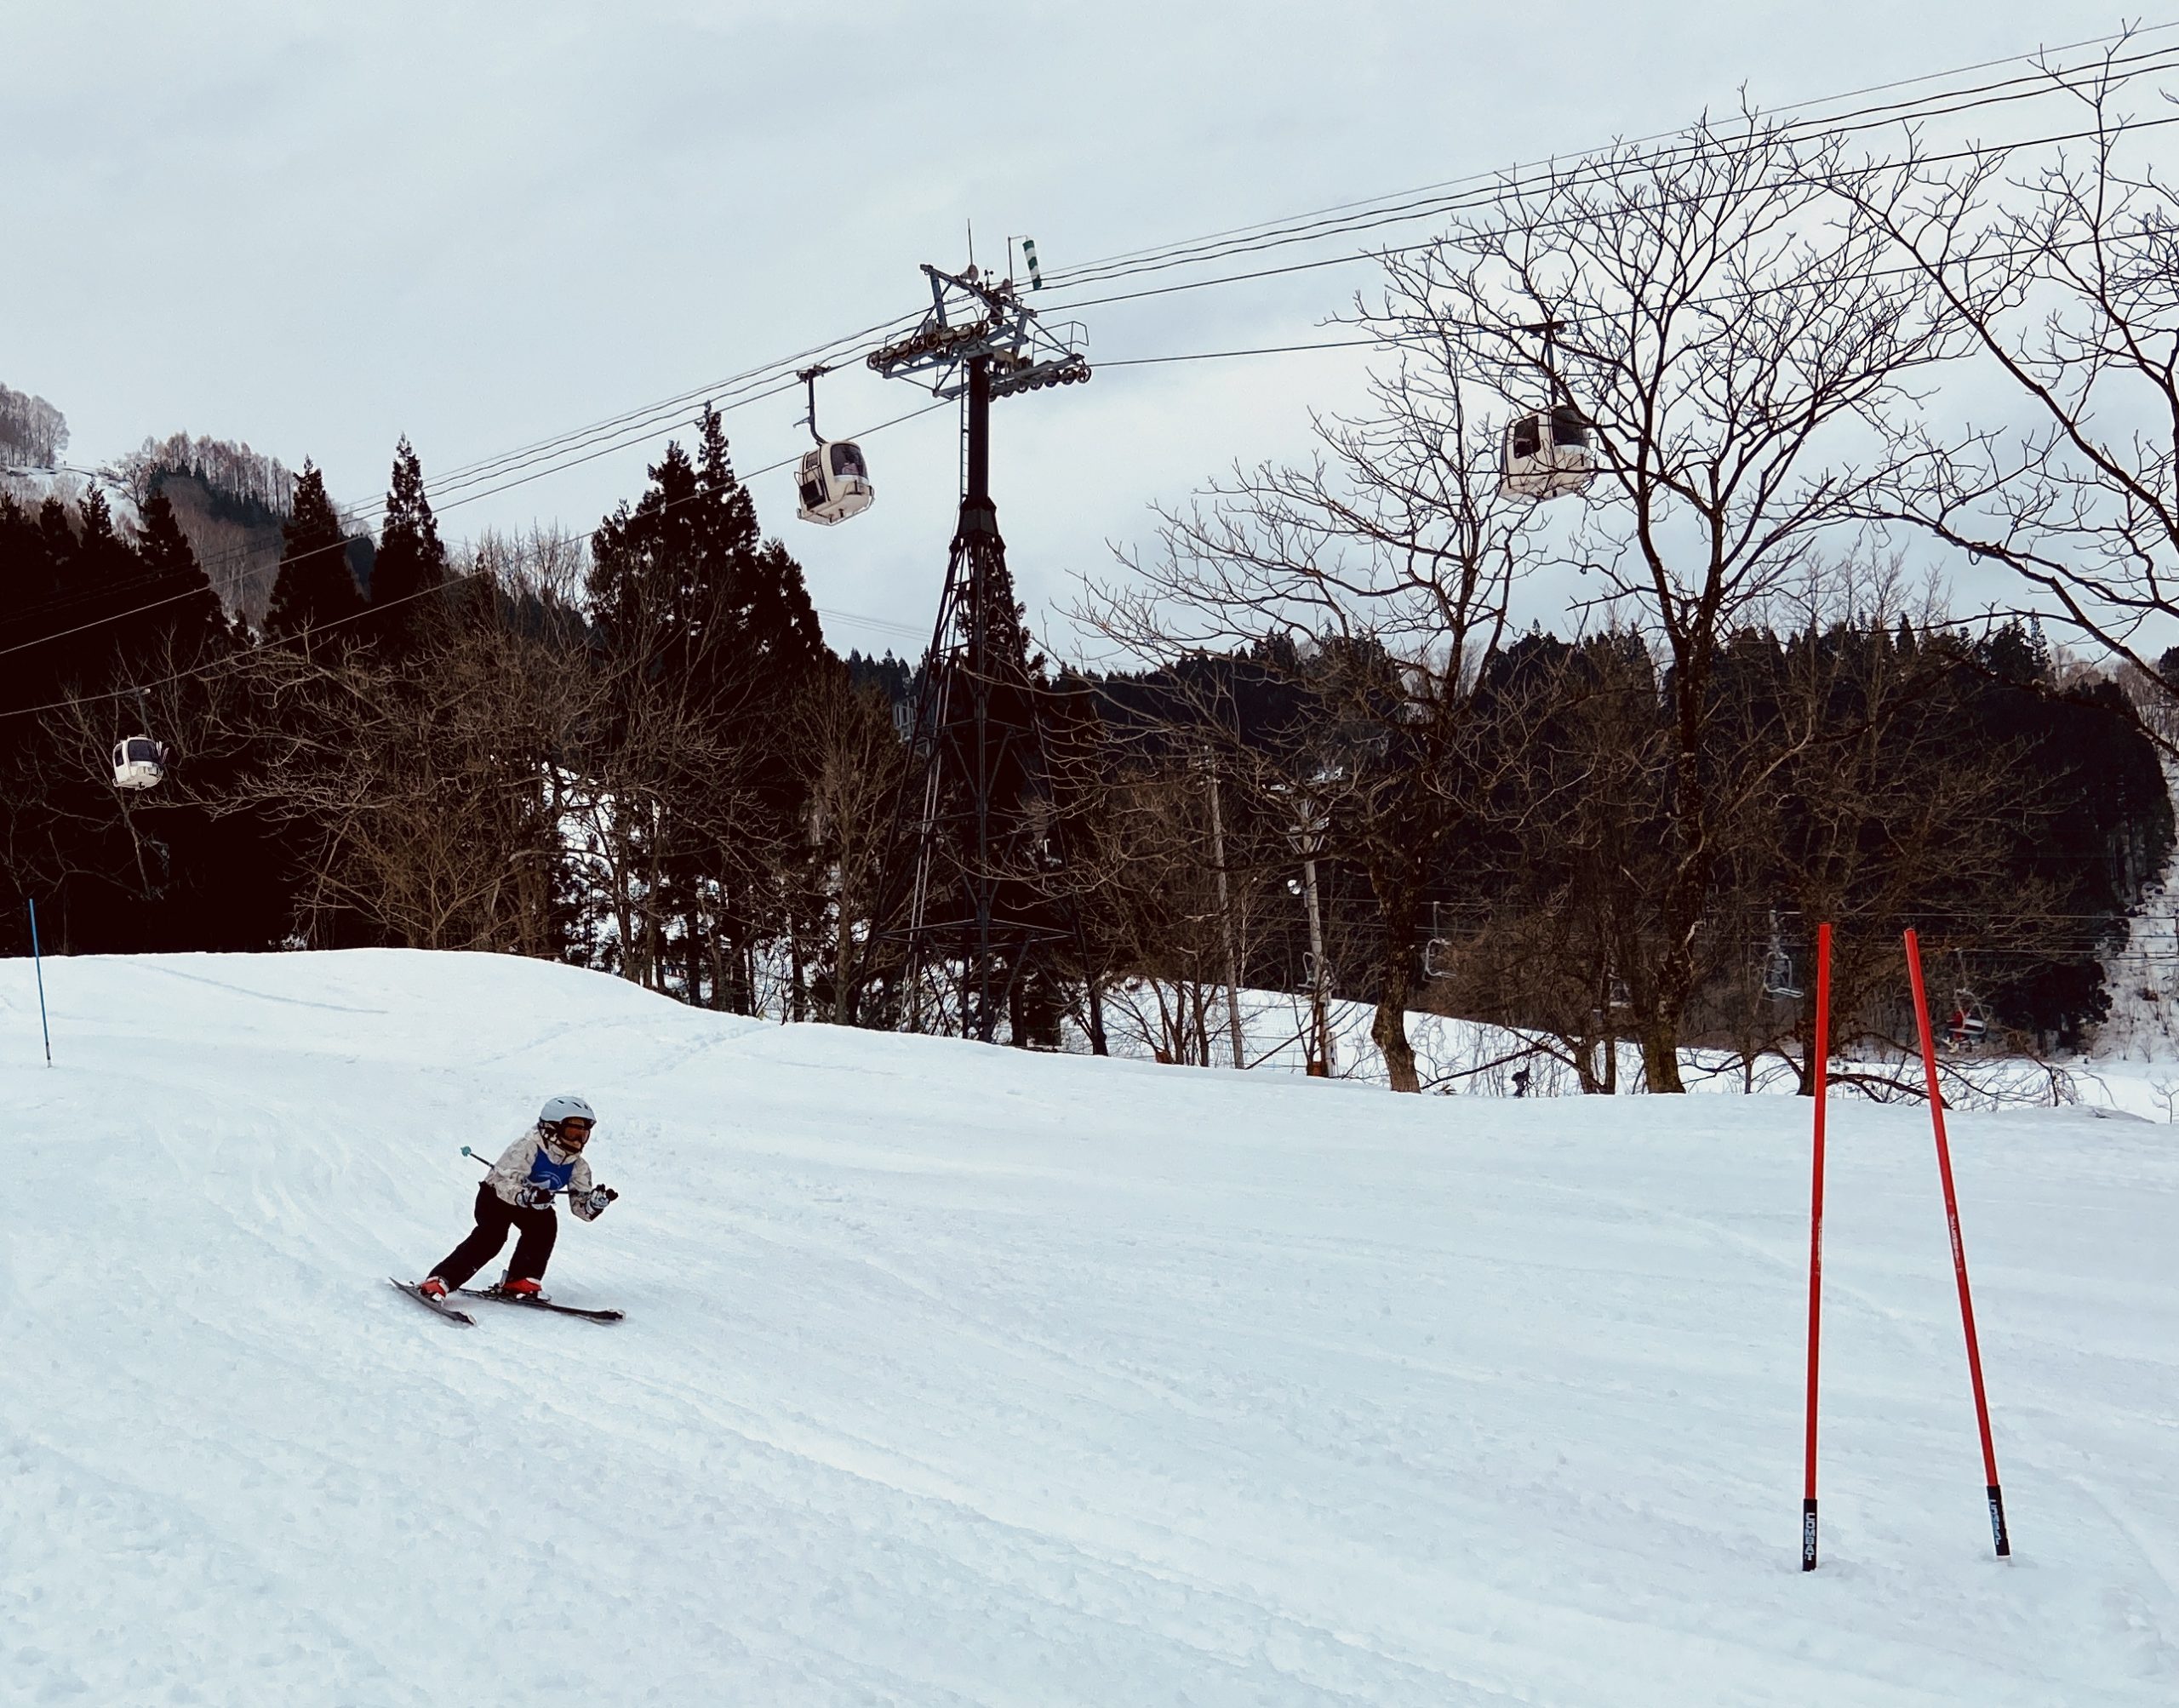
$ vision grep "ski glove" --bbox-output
[517,1182,556,1208]
[582,1185,618,1218]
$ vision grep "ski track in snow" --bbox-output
[3,948,2176,1705]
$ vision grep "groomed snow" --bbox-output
[4,949,2174,1705]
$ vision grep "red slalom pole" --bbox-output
[1802,922,1833,1570]
[1902,928,2012,1558]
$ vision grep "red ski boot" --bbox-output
[500,1277,546,1300]
[418,1277,449,1301]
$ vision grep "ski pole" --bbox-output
[1902,928,2012,1559]
[459,1146,580,1197]
[1802,921,1832,1571]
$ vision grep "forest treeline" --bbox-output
[1,420,2166,1090]
[7,85,2179,1094]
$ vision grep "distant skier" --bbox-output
[417,1095,617,1302]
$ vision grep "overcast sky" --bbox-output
[3,2,2166,659]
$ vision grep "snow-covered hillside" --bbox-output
[4,951,2174,1705]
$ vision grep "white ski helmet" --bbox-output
[539,1094,597,1130]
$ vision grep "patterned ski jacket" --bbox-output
[484,1128,603,1219]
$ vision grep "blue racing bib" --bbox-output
[526,1146,577,1193]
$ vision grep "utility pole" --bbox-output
[1301,852,1330,1076]
[1201,749,1245,1070]
[1284,781,1335,1077]
[867,262,1102,1049]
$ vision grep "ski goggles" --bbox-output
[552,1118,595,1146]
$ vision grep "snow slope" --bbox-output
[3,950,2175,1705]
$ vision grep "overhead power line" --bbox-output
[1101,338,1382,368]
[409,313,920,504]
[1036,20,2179,288]
[188,22,2179,562]
[1037,29,2179,297]
[1045,100,2179,317]
[9,25,2178,677]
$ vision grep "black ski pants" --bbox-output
[432,1182,558,1288]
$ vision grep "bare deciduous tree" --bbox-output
[1834,43,2179,734]
[1383,112,1961,1088]
[1078,368,1538,1089]
[793,681,910,1025]
[225,565,593,956]
[0,383,68,469]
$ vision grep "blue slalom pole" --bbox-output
[27,897,51,1065]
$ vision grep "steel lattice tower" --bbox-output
[867,264,1104,1048]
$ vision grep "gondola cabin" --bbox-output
[796,439,875,526]
[112,734,169,791]
[1501,405,1596,500]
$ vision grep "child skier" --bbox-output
[418,1095,618,1301]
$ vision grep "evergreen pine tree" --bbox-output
[0,495,69,705]
[76,483,128,568]
[368,437,447,651]
[589,442,704,648]
[55,486,146,685]
[586,409,838,1008]
[264,461,365,640]
[0,493,40,624]
[692,407,829,684]
[135,486,197,580]
[124,488,228,662]
[36,494,77,594]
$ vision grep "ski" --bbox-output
[388,1277,475,1326]
[457,1287,623,1322]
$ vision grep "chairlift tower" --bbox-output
[866,261,1097,1046]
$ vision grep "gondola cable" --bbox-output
[9,31,2176,671]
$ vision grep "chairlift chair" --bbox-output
[792,366,875,527]
[1501,405,1597,501]
[1763,949,1803,1002]
[1946,951,1993,1050]
[1761,911,1803,1000]
[1947,989,1992,1051]
[112,734,169,791]
[1422,900,1456,980]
